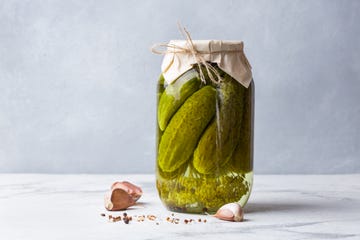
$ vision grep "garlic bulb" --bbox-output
[214,203,244,222]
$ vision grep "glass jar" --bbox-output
[155,40,254,214]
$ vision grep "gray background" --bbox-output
[0,0,359,174]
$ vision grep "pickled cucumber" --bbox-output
[158,86,216,173]
[158,71,201,131]
[193,75,245,174]
[231,81,254,173]
[157,74,165,99]
[156,74,166,147]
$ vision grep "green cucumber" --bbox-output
[157,70,201,131]
[193,75,246,174]
[158,86,216,173]
[231,81,254,173]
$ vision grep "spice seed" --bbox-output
[137,215,145,222]
[100,213,106,217]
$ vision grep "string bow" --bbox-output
[151,27,225,84]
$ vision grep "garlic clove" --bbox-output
[104,188,136,211]
[214,208,235,221]
[111,181,143,202]
[214,202,244,222]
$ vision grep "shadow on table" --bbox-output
[245,202,325,213]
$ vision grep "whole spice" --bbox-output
[113,216,121,222]
[137,215,145,222]
[214,202,244,222]
[147,215,156,221]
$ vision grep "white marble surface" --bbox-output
[0,174,359,240]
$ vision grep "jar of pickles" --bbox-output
[154,40,254,213]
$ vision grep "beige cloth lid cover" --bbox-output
[161,40,252,88]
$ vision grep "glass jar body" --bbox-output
[156,66,254,213]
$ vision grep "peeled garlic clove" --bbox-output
[111,181,143,202]
[104,188,136,211]
[214,208,235,221]
[214,203,244,222]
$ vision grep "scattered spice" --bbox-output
[101,212,208,225]
[137,215,145,222]
[122,212,131,224]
